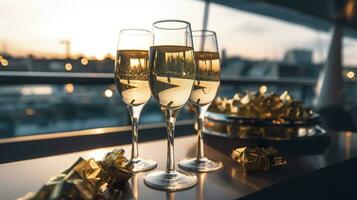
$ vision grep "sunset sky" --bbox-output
[1,0,357,65]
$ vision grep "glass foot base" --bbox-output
[144,170,197,191]
[132,157,157,173]
[178,157,223,172]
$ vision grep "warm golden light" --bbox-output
[345,131,352,137]
[65,83,74,93]
[26,108,35,116]
[104,89,113,98]
[346,71,355,79]
[241,95,250,104]
[65,63,73,71]
[344,131,352,159]
[1,59,9,66]
[130,58,140,68]
[259,85,268,94]
[81,58,88,65]
[21,86,53,95]
[345,0,356,19]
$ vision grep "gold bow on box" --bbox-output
[19,148,133,200]
[231,147,287,172]
[210,90,313,122]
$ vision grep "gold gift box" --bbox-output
[210,90,313,121]
[205,89,317,140]
[231,147,287,172]
[19,148,133,200]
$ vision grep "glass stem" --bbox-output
[194,104,210,161]
[162,108,179,173]
[127,104,144,160]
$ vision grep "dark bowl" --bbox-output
[205,110,320,127]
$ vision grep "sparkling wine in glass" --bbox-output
[144,20,197,191]
[114,29,157,172]
[178,30,223,172]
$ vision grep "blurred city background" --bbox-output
[0,0,357,138]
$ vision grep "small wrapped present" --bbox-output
[99,148,134,188]
[19,148,133,200]
[231,147,287,172]
[210,89,313,121]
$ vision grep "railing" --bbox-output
[0,71,113,84]
[0,71,319,84]
[1,71,355,84]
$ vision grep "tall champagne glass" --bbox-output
[144,20,197,191]
[178,30,223,172]
[114,29,157,172]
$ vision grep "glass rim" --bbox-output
[119,29,151,36]
[153,19,191,30]
[192,30,216,37]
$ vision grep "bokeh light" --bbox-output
[104,89,113,98]
[259,85,268,93]
[1,59,9,66]
[64,83,74,93]
[65,63,73,71]
[25,108,35,116]
[81,58,88,65]
[346,71,355,79]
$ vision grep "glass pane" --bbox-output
[0,0,356,138]
[0,84,193,139]
[208,3,357,107]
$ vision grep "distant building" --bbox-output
[283,49,313,65]
[244,61,279,78]
[221,56,246,77]
[221,56,320,79]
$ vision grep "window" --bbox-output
[0,0,356,138]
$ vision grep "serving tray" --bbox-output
[205,110,320,127]
[204,125,329,155]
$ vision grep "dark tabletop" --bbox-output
[0,131,356,200]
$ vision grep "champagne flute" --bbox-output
[114,29,157,172]
[178,30,223,172]
[144,20,197,191]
